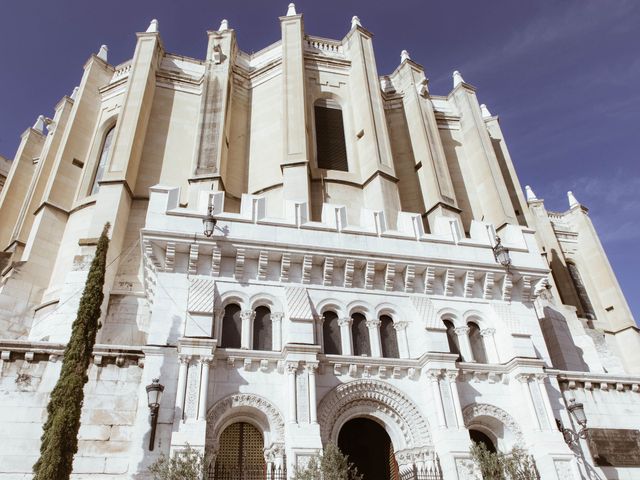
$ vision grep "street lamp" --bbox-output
[557,398,588,447]
[146,378,164,451]
[492,236,511,271]
[203,201,217,237]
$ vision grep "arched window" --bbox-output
[314,99,348,171]
[351,313,371,357]
[220,303,241,348]
[567,261,596,320]
[380,315,399,358]
[90,125,115,195]
[469,429,497,454]
[322,311,341,355]
[444,320,461,359]
[252,305,272,351]
[468,322,487,363]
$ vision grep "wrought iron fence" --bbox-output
[207,463,286,480]
[399,466,442,480]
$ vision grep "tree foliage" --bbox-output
[470,442,539,480]
[293,443,362,480]
[148,444,206,480]
[33,223,110,480]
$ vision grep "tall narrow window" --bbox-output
[380,315,399,358]
[567,262,596,320]
[252,306,272,351]
[314,100,348,171]
[444,320,461,359]
[90,126,115,195]
[351,313,371,357]
[220,304,241,348]
[468,322,487,363]
[322,311,341,355]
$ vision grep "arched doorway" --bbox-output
[338,418,398,480]
[469,428,497,453]
[211,422,265,480]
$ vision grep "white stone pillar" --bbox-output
[213,308,225,341]
[307,363,318,424]
[536,375,557,430]
[394,321,410,359]
[315,315,325,350]
[287,362,298,423]
[518,374,541,430]
[447,371,465,429]
[338,317,353,356]
[175,354,190,420]
[240,310,255,350]
[366,319,382,357]
[271,312,284,351]
[197,356,213,420]
[454,326,474,362]
[480,328,499,363]
[428,370,447,428]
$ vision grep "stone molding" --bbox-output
[317,379,432,447]
[462,402,524,444]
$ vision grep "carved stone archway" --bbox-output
[317,379,432,451]
[462,403,525,446]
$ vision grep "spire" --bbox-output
[525,185,538,202]
[453,70,464,88]
[33,115,46,134]
[97,44,108,62]
[401,50,410,63]
[480,104,492,118]
[568,191,580,209]
[146,19,159,33]
[351,15,361,29]
[286,3,297,16]
[219,19,229,31]
[70,86,79,101]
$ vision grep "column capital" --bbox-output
[338,317,352,327]
[200,355,215,366]
[426,369,443,382]
[479,327,496,337]
[178,354,192,365]
[240,310,256,321]
[286,361,299,373]
[454,326,470,336]
[366,319,381,329]
[305,362,319,373]
[271,312,284,322]
[445,370,460,381]
[515,373,534,383]
[393,320,408,331]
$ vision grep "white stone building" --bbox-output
[0,6,638,480]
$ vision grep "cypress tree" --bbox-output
[33,223,111,480]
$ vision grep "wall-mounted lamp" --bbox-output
[557,398,588,447]
[202,201,217,237]
[146,378,165,451]
[492,236,511,271]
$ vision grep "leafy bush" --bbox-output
[293,443,362,480]
[470,442,538,480]
[148,444,206,480]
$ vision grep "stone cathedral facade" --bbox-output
[0,5,639,480]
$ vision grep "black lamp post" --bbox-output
[492,236,511,271]
[203,202,217,237]
[557,398,588,447]
[146,378,164,451]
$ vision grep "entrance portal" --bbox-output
[210,422,265,480]
[338,418,398,480]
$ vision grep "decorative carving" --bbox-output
[393,321,408,331]
[337,317,352,327]
[206,393,286,448]
[455,457,480,480]
[483,272,494,299]
[280,253,291,282]
[463,271,475,298]
[257,250,269,280]
[444,269,455,296]
[165,242,176,272]
[423,266,435,295]
[364,261,375,289]
[188,243,199,275]
[317,379,432,447]
[462,403,525,444]
[235,248,245,280]
[454,326,470,337]
[479,328,496,337]
[344,258,354,288]
[553,460,574,479]
[404,265,415,293]
[501,274,513,301]
[184,362,200,418]
[366,319,381,329]
[302,255,313,284]
[521,275,532,302]
[323,257,334,286]
[385,263,396,291]
[211,244,221,277]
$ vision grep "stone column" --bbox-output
[338,317,353,356]
[240,310,255,350]
[454,326,474,362]
[174,354,191,420]
[271,312,284,351]
[197,356,214,420]
[518,374,541,430]
[307,363,319,424]
[287,362,298,423]
[535,375,557,430]
[213,308,225,342]
[366,319,382,357]
[315,315,325,351]
[446,371,465,429]
[480,328,499,363]
[428,370,447,428]
[394,321,410,359]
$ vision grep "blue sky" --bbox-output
[1,1,638,321]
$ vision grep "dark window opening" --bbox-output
[351,313,371,357]
[468,322,487,363]
[323,311,342,355]
[567,262,596,320]
[444,320,461,359]
[90,125,115,195]
[220,304,242,348]
[252,306,272,351]
[314,104,348,172]
[338,418,396,480]
[469,429,497,454]
[380,315,399,358]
